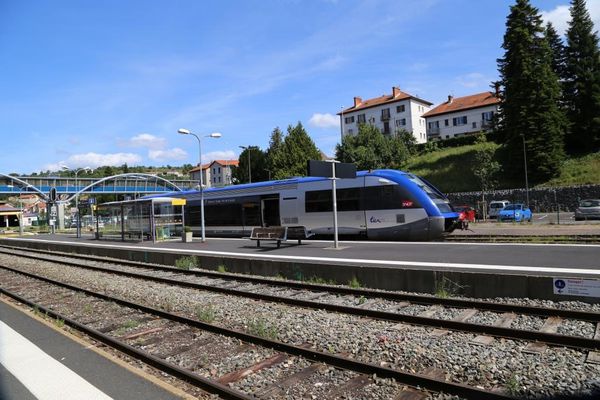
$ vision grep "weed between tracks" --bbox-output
[195,304,216,323]
[175,256,199,270]
[247,318,278,340]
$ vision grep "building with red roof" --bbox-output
[423,91,500,140]
[189,159,239,188]
[337,86,433,143]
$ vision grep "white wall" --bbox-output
[426,104,498,140]
[342,99,431,143]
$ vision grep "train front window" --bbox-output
[404,174,445,200]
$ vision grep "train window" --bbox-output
[242,202,260,226]
[363,185,420,210]
[306,186,417,212]
[204,204,243,226]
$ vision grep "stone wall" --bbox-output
[447,184,600,213]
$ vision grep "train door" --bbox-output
[261,196,280,227]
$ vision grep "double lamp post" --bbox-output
[177,128,221,242]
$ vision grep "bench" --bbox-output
[248,226,313,248]
[249,226,288,248]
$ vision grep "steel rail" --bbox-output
[0,287,252,400]
[2,253,599,352]
[0,265,513,400]
[2,245,599,322]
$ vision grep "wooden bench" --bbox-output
[249,226,288,248]
[248,226,313,248]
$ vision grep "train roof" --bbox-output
[146,169,412,198]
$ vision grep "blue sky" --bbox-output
[1,0,598,175]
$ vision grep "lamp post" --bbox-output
[63,165,92,237]
[239,146,252,183]
[520,135,530,207]
[178,128,222,242]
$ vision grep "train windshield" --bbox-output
[404,173,446,200]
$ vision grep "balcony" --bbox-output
[427,127,440,135]
[481,120,493,130]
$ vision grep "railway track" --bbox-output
[444,234,600,244]
[1,245,600,398]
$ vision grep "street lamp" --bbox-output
[239,146,252,183]
[63,166,92,237]
[520,134,530,207]
[178,128,222,242]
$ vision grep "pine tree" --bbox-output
[497,0,566,183]
[564,0,600,153]
[546,22,567,90]
[279,123,321,179]
[265,127,286,180]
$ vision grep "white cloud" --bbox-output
[309,113,340,129]
[45,152,142,171]
[202,150,237,164]
[124,133,167,150]
[148,147,187,161]
[541,2,600,36]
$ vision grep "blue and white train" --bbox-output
[155,169,459,241]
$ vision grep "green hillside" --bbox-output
[404,143,600,193]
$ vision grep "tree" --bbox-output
[335,124,412,170]
[265,123,320,179]
[546,22,567,84]
[266,127,286,180]
[234,146,268,183]
[497,0,566,183]
[564,0,600,153]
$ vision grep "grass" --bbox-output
[405,144,600,192]
[175,256,199,270]
[306,275,336,285]
[434,276,465,298]
[348,276,361,289]
[195,304,216,323]
[217,264,227,273]
[505,374,520,396]
[247,318,278,340]
[114,319,140,335]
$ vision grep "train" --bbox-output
[150,169,459,241]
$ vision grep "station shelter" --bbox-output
[95,197,186,243]
[0,203,22,229]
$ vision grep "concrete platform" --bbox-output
[0,298,188,400]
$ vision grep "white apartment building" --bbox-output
[423,92,500,141]
[189,159,238,188]
[338,87,432,143]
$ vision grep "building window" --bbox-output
[357,114,366,124]
[381,108,390,120]
[482,111,494,121]
[472,122,477,128]
[428,121,439,129]
[452,116,467,126]
[348,128,354,135]
[212,167,216,174]
[396,118,406,127]
[396,105,405,113]
[444,119,449,126]
[383,121,390,134]
[218,167,221,173]
[344,116,355,124]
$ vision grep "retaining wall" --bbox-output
[448,184,600,213]
[3,238,598,304]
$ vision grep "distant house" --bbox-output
[423,91,500,141]
[338,86,433,143]
[189,159,238,188]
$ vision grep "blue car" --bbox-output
[498,204,532,222]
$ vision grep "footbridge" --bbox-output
[0,173,195,201]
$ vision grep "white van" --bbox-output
[488,200,510,219]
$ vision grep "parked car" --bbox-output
[498,204,532,222]
[488,200,510,219]
[575,199,600,221]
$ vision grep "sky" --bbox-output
[1,0,599,175]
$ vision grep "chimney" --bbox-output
[392,86,401,98]
[447,95,453,104]
[353,97,362,107]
